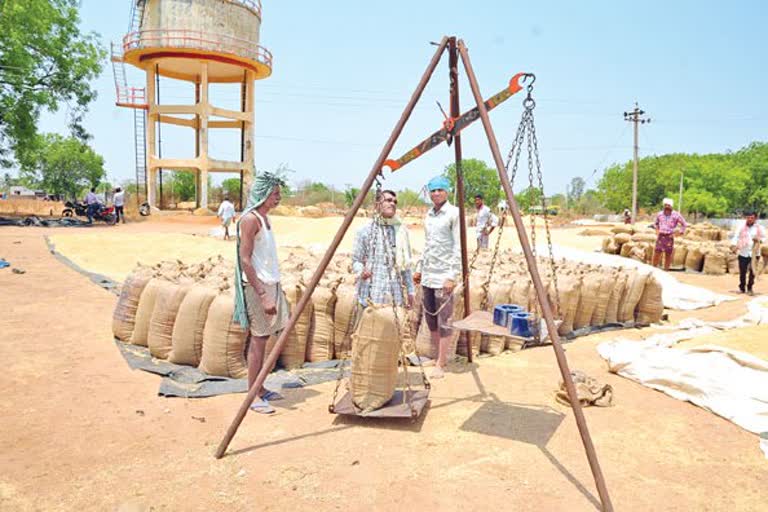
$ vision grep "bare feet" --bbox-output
[430,366,445,379]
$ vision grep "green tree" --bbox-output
[566,177,585,204]
[516,186,543,212]
[344,187,360,208]
[444,158,502,208]
[19,133,104,199]
[0,0,106,167]
[221,177,241,202]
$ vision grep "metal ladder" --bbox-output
[128,0,146,34]
[133,109,148,206]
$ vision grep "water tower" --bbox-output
[111,0,272,211]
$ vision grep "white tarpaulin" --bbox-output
[542,244,736,311]
[598,297,768,455]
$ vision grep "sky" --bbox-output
[34,0,768,197]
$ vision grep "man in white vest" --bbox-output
[233,171,290,414]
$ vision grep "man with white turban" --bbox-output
[652,197,687,271]
[233,170,290,414]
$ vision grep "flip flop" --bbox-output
[430,366,445,379]
[261,389,284,401]
[249,398,275,414]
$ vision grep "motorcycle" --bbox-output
[62,201,117,225]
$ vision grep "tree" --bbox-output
[0,0,106,167]
[344,187,360,208]
[516,186,543,212]
[221,177,241,202]
[19,133,104,199]
[566,177,585,204]
[444,158,502,208]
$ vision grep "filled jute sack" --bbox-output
[457,276,486,357]
[618,271,649,323]
[168,286,217,366]
[635,275,663,325]
[702,252,727,275]
[604,271,628,324]
[573,272,602,331]
[333,284,360,360]
[551,274,581,336]
[510,278,533,311]
[112,270,152,341]
[611,226,634,235]
[619,242,635,258]
[727,253,740,274]
[590,270,616,326]
[614,233,632,245]
[130,278,164,347]
[199,294,248,379]
[350,304,404,414]
[482,281,513,355]
[148,282,190,359]
[685,246,705,272]
[670,246,688,270]
[281,280,313,370]
[628,245,647,263]
[306,284,338,362]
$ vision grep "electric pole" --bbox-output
[678,171,684,212]
[623,103,650,222]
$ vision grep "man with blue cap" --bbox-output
[234,170,290,414]
[413,175,461,379]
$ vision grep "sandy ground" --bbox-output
[2,216,768,511]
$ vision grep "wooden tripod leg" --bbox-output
[448,37,473,362]
[457,40,614,512]
[213,36,451,459]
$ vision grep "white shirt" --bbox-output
[475,204,498,238]
[419,202,461,289]
[217,200,236,221]
[113,191,125,207]
[731,222,766,258]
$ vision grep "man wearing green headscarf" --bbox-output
[234,170,289,414]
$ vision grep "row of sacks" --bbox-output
[609,222,728,242]
[603,232,768,275]
[412,250,663,360]
[111,248,663,379]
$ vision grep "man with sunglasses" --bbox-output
[352,189,415,308]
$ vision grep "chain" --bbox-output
[479,211,506,311]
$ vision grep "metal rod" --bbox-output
[457,39,614,512]
[240,70,247,210]
[448,37,472,362]
[156,64,163,210]
[214,36,451,459]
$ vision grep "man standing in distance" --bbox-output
[474,193,498,250]
[217,194,236,241]
[113,187,126,224]
[652,198,687,271]
[731,211,766,295]
[413,175,461,379]
[233,171,290,414]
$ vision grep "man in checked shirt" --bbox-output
[652,198,687,271]
[351,190,416,308]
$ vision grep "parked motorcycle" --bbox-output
[62,201,117,225]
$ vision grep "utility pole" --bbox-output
[623,103,650,222]
[678,171,684,212]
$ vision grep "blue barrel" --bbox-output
[495,304,523,327]
[510,312,532,337]
[502,305,523,328]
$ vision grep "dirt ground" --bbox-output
[2,216,767,511]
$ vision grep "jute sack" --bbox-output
[671,245,688,270]
[619,241,635,258]
[199,294,248,379]
[551,274,581,336]
[573,272,602,330]
[702,252,727,275]
[611,226,634,235]
[130,278,164,346]
[281,280,313,370]
[168,286,217,366]
[685,246,705,272]
[333,284,360,360]
[628,245,647,263]
[635,274,663,325]
[350,304,403,414]
[510,278,532,311]
[604,271,628,324]
[112,270,152,341]
[148,282,190,359]
[614,233,632,245]
[590,270,616,326]
[632,233,657,243]
[482,281,513,355]
[618,271,649,323]
[727,253,739,274]
[306,284,338,362]
[457,280,485,357]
